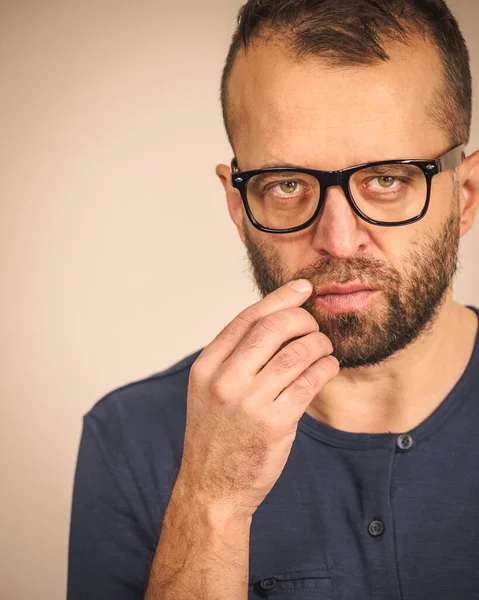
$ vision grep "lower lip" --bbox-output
[315,290,379,314]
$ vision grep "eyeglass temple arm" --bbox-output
[439,144,466,172]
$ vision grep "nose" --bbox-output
[310,185,371,259]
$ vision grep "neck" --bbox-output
[307,292,479,434]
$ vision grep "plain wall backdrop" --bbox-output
[1,1,478,598]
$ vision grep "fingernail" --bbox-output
[329,355,340,369]
[289,279,312,293]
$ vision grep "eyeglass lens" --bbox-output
[246,164,427,229]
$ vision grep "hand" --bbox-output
[177,279,339,520]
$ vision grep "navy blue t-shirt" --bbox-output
[68,306,479,600]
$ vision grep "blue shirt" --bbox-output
[68,306,479,599]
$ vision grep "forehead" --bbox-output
[228,35,447,170]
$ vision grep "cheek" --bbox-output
[259,220,441,284]
[364,176,458,269]
[269,231,319,277]
[227,189,245,227]
[375,230,411,270]
[428,174,458,223]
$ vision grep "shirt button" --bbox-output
[397,434,414,450]
[259,578,277,591]
[368,520,385,537]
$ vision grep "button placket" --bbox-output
[355,443,402,596]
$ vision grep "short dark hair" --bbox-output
[220,0,472,151]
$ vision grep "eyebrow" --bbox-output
[364,164,418,174]
[254,159,421,171]
[257,161,302,169]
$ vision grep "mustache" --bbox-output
[292,254,401,292]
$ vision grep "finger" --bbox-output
[249,331,334,401]
[224,307,320,380]
[200,279,314,366]
[274,354,340,422]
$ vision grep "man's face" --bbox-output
[225,35,461,369]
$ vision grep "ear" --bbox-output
[459,149,479,237]
[216,163,246,245]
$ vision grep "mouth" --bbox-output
[314,283,380,315]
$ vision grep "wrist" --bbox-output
[170,477,253,531]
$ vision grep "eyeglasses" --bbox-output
[230,145,465,233]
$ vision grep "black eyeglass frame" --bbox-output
[230,144,466,233]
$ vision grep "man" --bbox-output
[68,0,479,598]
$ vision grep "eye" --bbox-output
[276,181,300,194]
[249,173,316,200]
[373,176,400,189]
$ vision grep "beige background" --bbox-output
[0,1,478,599]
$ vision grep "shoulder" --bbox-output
[84,348,203,441]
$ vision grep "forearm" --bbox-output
[145,482,252,600]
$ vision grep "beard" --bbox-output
[242,192,461,370]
